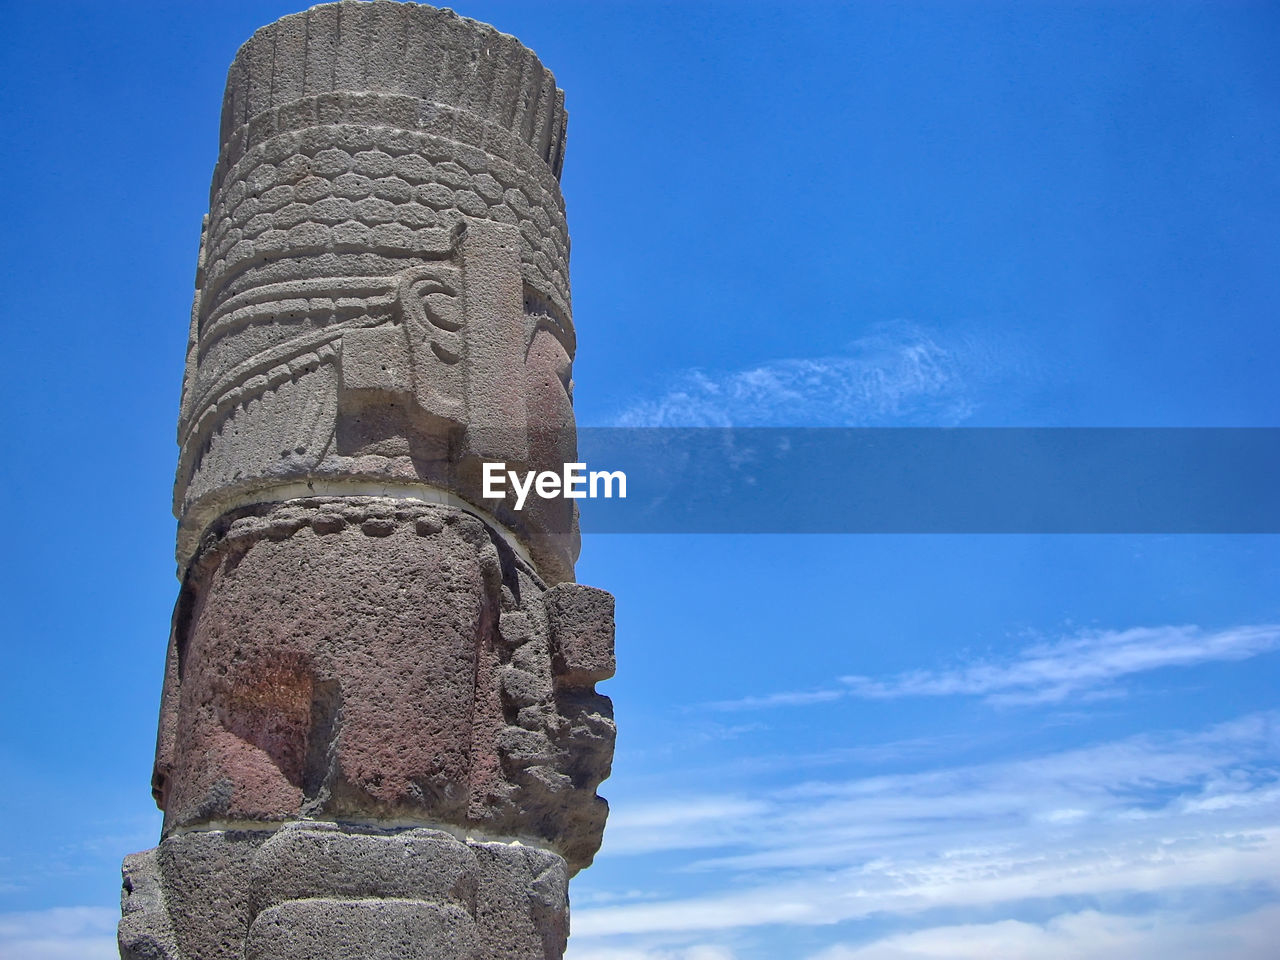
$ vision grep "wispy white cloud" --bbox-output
[611,323,983,427]
[709,623,1280,711]
[844,624,1280,705]
[707,688,845,711]
[566,945,738,960]
[576,819,1280,933]
[603,798,771,857]
[577,624,1280,958]
[806,903,1280,960]
[0,907,117,960]
[577,712,1280,941]
[568,906,1280,960]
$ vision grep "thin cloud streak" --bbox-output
[844,624,1280,705]
[566,905,1280,960]
[806,903,1280,960]
[576,830,1280,936]
[705,689,844,711]
[611,323,982,428]
[579,712,1280,938]
[0,907,118,960]
[567,947,738,960]
[709,623,1280,711]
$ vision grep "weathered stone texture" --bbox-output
[122,3,613,958]
[175,0,580,585]
[152,498,613,859]
[120,825,573,960]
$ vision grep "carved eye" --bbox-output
[410,280,461,333]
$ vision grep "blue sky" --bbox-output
[1,2,1278,958]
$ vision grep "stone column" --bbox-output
[119,4,615,958]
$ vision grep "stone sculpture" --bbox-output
[119,4,615,957]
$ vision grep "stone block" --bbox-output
[245,899,478,960]
[118,849,178,960]
[544,584,616,688]
[249,823,477,913]
[154,830,266,960]
[470,842,568,960]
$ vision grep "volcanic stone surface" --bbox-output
[121,5,614,958]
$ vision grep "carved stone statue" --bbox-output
[119,5,615,958]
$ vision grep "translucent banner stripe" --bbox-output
[557,428,1280,534]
